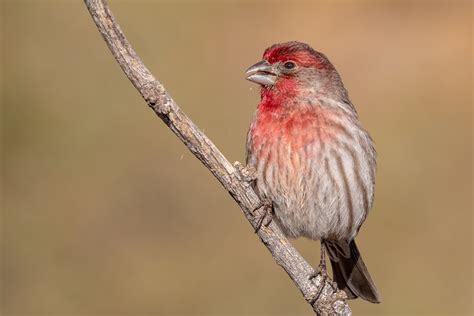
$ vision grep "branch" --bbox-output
[83,1,351,315]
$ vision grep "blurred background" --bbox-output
[2,0,472,315]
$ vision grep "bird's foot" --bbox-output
[309,245,338,298]
[309,261,329,280]
[309,263,339,305]
[233,161,257,184]
[251,198,273,233]
[309,263,338,293]
[310,243,328,280]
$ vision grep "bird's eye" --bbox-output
[283,61,296,70]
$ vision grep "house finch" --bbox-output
[245,41,380,303]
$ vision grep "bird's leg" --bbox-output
[309,243,336,305]
[251,198,273,233]
[309,242,328,280]
[309,242,339,295]
[318,242,328,278]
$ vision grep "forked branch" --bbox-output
[83,1,351,314]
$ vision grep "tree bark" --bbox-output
[83,1,352,315]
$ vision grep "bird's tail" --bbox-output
[324,239,380,303]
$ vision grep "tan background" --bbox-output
[2,0,472,315]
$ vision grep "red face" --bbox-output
[245,41,332,87]
[262,43,329,69]
[245,41,342,112]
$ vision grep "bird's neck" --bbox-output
[256,87,357,125]
[258,85,329,114]
[258,80,352,117]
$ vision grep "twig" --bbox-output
[83,1,352,315]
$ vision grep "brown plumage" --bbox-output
[245,41,380,303]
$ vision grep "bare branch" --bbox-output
[83,1,351,314]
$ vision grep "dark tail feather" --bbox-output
[326,239,380,303]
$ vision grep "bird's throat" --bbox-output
[259,78,298,111]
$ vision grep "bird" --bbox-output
[244,41,380,303]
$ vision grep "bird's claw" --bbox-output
[233,161,257,184]
[308,264,338,305]
[309,261,329,281]
[251,198,273,233]
[309,244,338,306]
[233,161,271,232]
[309,264,338,295]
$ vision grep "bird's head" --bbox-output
[245,41,348,108]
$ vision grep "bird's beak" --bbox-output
[245,60,277,86]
